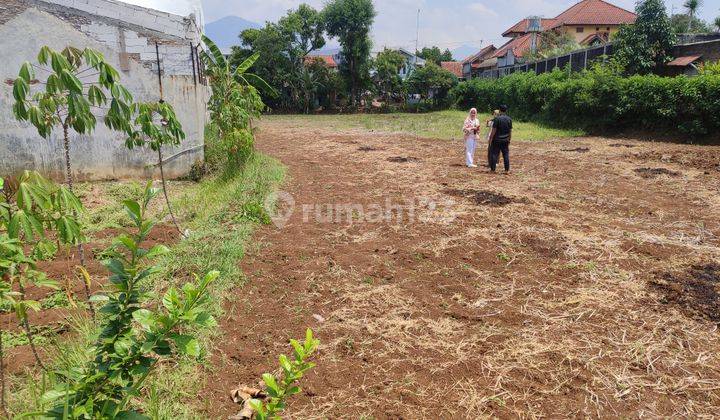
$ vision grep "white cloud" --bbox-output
[467,2,498,17]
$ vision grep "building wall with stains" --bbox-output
[0,0,209,181]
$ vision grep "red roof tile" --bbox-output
[667,55,702,66]
[440,61,463,78]
[502,18,558,37]
[550,0,636,27]
[305,55,337,68]
[462,45,497,64]
[502,0,635,38]
[492,34,534,59]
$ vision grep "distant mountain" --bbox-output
[205,16,261,53]
[451,45,482,62]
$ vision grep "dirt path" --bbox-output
[201,118,720,418]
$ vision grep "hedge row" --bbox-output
[448,67,720,136]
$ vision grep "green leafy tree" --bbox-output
[714,16,720,31]
[613,0,676,75]
[405,63,459,107]
[0,172,84,415]
[0,172,84,372]
[416,46,453,65]
[11,46,133,274]
[372,49,407,103]
[37,183,218,419]
[670,13,711,34]
[233,4,326,112]
[323,0,377,107]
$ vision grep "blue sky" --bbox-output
[131,0,719,52]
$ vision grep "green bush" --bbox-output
[448,67,720,137]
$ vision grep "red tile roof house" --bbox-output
[304,55,338,69]
[441,61,464,80]
[460,45,498,79]
[493,0,636,69]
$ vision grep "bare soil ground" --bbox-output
[201,119,720,418]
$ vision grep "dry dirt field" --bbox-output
[202,117,720,419]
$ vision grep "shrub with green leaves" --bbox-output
[0,171,84,380]
[449,66,720,137]
[35,182,217,419]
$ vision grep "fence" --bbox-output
[477,38,720,79]
[478,43,614,79]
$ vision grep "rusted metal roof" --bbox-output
[666,55,702,67]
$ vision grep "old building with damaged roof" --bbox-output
[0,0,209,180]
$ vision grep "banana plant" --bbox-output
[200,35,271,145]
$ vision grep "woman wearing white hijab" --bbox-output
[462,108,480,168]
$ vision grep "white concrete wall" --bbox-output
[0,7,209,181]
[42,0,195,39]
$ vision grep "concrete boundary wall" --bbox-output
[0,4,209,181]
[41,0,194,39]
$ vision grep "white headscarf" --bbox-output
[464,108,479,133]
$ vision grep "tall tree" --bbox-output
[683,0,702,32]
[613,0,676,75]
[714,16,720,31]
[372,48,406,102]
[419,47,453,65]
[323,0,377,107]
[417,46,453,65]
[233,4,326,111]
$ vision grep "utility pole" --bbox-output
[415,8,420,66]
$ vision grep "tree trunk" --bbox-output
[17,283,46,371]
[158,147,185,238]
[0,326,7,418]
[63,124,93,318]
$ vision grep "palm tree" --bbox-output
[296,67,324,114]
[684,0,702,33]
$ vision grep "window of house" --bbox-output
[576,27,584,33]
[596,27,600,31]
[606,27,610,31]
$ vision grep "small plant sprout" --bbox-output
[250,329,319,419]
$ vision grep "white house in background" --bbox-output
[370,48,426,80]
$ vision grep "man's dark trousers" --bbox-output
[489,140,510,172]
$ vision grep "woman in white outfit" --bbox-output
[462,108,480,168]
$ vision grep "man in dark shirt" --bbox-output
[488,104,512,173]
